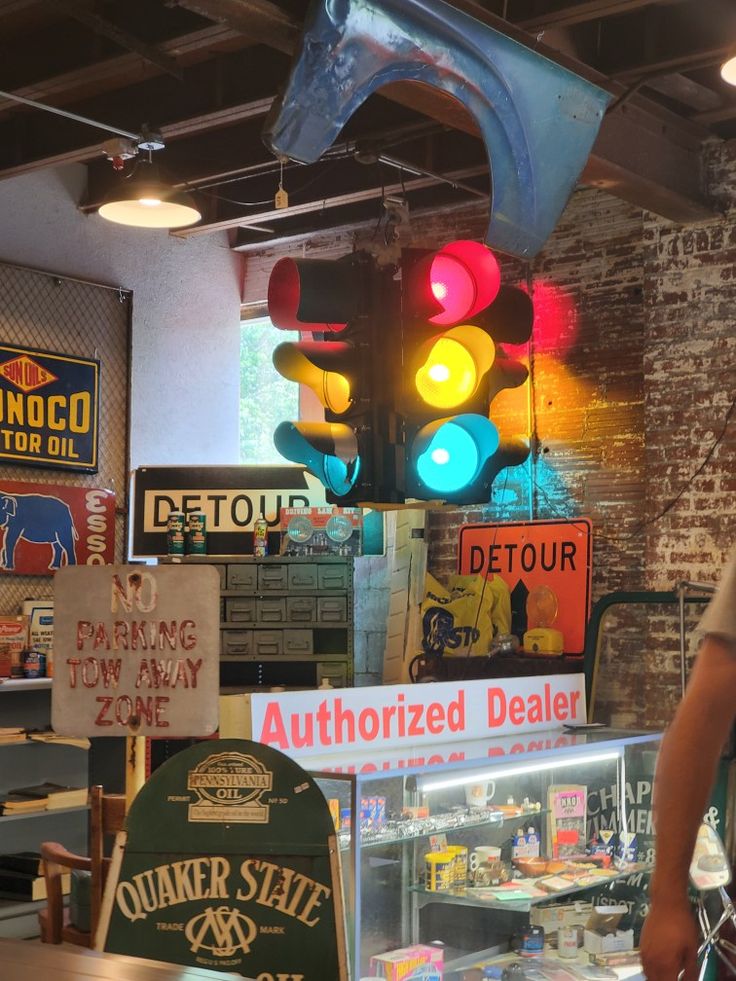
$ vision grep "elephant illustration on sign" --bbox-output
[0,493,78,570]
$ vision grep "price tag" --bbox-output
[275,188,289,209]
[429,833,447,852]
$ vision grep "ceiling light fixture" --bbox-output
[721,53,736,86]
[98,157,201,229]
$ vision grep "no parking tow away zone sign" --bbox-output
[458,518,592,654]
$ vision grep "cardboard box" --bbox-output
[21,600,54,650]
[530,900,593,931]
[0,616,28,678]
[369,943,443,980]
[583,904,633,955]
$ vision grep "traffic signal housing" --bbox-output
[400,241,533,505]
[267,240,533,506]
[267,251,404,504]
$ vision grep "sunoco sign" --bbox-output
[0,344,99,472]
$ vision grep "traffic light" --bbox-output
[267,240,533,506]
[267,252,404,504]
[400,240,533,505]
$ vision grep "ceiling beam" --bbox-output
[171,164,489,237]
[172,0,298,52]
[0,25,241,117]
[517,0,668,31]
[47,0,184,80]
[612,44,733,82]
[694,102,736,125]
[0,96,274,181]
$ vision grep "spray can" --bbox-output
[253,513,268,557]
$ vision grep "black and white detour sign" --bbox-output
[97,739,347,981]
[131,466,327,557]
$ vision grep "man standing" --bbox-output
[641,551,736,981]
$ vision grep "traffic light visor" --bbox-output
[273,341,353,414]
[274,421,360,497]
[429,240,501,326]
[268,257,355,331]
[414,414,500,494]
[415,325,495,409]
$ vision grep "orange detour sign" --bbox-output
[458,518,592,654]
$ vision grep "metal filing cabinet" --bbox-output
[174,556,354,689]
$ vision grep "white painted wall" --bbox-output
[0,164,242,468]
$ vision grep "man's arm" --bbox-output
[641,634,736,981]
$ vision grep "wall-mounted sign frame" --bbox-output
[130,465,327,557]
[0,343,100,472]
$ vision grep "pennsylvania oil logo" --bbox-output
[187,751,273,823]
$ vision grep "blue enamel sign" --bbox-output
[0,344,100,472]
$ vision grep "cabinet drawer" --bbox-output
[253,630,283,656]
[317,596,347,622]
[225,597,257,623]
[211,564,227,589]
[257,564,288,591]
[287,564,318,591]
[317,565,349,591]
[317,662,347,687]
[256,598,286,623]
[286,596,316,622]
[227,564,258,591]
[283,630,313,655]
[222,630,253,656]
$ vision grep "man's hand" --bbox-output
[641,899,699,981]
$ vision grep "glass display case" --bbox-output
[307,727,661,980]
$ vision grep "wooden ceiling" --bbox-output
[0,0,733,251]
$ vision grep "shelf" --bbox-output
[223,654,351,663]
[0,679,52,693]
[0,805,89,824]
[409,863,652,913]
[337,807,547,851]
[220,622,351,629]
[0,739,88,751]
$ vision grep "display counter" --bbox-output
[303,727,660,980]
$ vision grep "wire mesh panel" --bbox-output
[0,261,130,612]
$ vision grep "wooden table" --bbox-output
[0,939,253,981]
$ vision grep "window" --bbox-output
[239,317,299,465]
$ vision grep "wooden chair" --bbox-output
[39,785,126,946]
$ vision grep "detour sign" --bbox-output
[458,518,592,654]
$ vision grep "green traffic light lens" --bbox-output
[415,415,499,493]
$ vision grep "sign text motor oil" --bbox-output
[185,510,207,555]
[166,511,185,556]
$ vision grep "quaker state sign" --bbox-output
[0,344,100,472]
[97,739,347,981]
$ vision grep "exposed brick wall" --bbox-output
[243,140,736,726]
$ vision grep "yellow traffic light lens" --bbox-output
[273,341,353,415]
[322,372,351,414]
[428,363,450,383]
[415,327,495,409]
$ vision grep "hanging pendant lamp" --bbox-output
[98,159,201,229]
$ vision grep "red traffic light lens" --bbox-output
[268,258,348,332]
[429,240,501,326]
